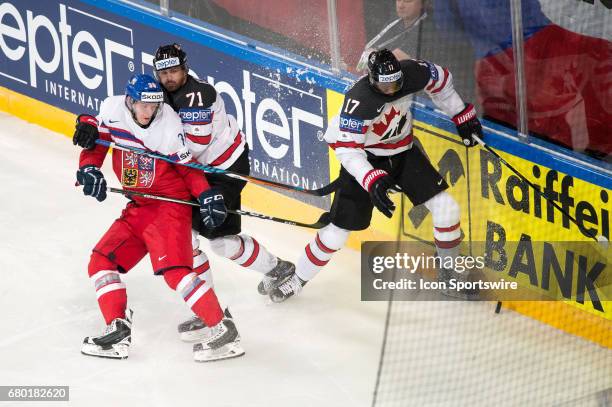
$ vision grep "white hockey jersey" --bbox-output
[166,76,246,170]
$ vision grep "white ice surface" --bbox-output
[0,111,609,407]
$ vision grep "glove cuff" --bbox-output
[362,169,388,192]
[452,104,476,126]
[79,164,99,172]
[77,114,98,127]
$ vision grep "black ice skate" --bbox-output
[269,273,307,303]
[436,268,479,300]
[178,308,239,343]
[257,258,296,295]
[81,310,133,359]
[193,318,245,362]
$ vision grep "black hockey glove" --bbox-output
[73,114,99,149]
[76,165,107,202]
[452,104,482,147]
[365,169,399,218]
[198,188,227,228]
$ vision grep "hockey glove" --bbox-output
[452,104,482,147]
[365,169,399,218]
[76,165,107,202]
[198,188,227,228]
[73,114,99,149]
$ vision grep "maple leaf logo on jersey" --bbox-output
[371,107,400,137]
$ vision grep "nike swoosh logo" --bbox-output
[158,255,167,261]
[376,105,385,113]
[109,119,119,124]
[437,179,444,185]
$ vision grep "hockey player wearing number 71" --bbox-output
[268,49,484,302]
[152,43,297,340]
[73,74,244,362]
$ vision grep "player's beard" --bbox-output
[163,80,180,92]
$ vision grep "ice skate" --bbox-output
[269,273,307,303]
[178,308,239,343]
[193,318,244,362]
[81,310,133,359]
[257,258,296,295]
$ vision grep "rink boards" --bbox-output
[0,0,609,346]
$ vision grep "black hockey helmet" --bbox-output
[367,49,403,95]
[153,43,188,79]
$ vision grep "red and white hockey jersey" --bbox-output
[79,95,209,202]
[325,59,467,190]
[166,76,246,170]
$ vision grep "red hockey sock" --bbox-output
[88,253,127,325]
[164,267,224,327]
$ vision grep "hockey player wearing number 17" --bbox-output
[269,49,484,302]
[74,74,244,362]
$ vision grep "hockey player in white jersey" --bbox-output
[268,49,484,302]
[74,74,244,361]
[152,44,297,340]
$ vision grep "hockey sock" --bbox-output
[88,252,127,325]
[424,192,463,258]
[193,248,212,279]
[164,267,224,327]
[296,223,350,281]
[210,235,277,273]
[191,233,213,285]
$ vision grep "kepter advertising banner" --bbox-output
[0,0,331,207]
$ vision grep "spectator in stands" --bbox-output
[357,0,476,103]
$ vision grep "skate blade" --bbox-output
[181,328,241,344]
[269,291,296,303]
[194,343,245,362]
[81,343,129,359]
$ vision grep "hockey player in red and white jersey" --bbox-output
[152,44,296,338]
[74,74,244,361]
[268,49,484,302]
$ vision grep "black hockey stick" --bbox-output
[473,135,608,245]
[96,139,340,197]
[108,187,329,229]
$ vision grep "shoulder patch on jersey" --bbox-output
[339,115,366,134]
[179,108,213,124]
[418,60,438,81]
[193,77,209,85]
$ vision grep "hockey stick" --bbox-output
[472,134,608,245]
[108,187,329,229]
[95,139,340,197]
